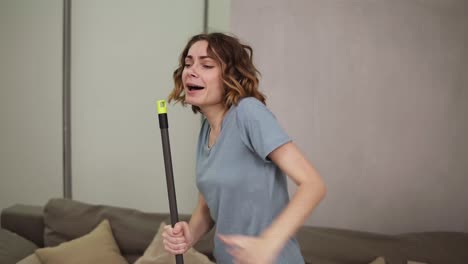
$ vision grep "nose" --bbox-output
[186,65,198,77]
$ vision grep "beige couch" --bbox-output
[1,198,468,264]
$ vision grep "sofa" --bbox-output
[1,198,467,264]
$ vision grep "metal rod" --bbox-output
[62,0,72,199]
[203,0,209,33]
[157,100,183,264]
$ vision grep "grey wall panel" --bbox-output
[231,0,468,233]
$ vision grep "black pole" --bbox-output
[157,100,184,264]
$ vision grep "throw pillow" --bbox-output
[16,253,42,264]
[369,257,386,264]
[35,219,128,264]
[134,222,214,264]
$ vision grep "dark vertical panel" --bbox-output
[62,0,72,199]
[204,0,209,33]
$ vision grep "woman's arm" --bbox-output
[188,193,215,246]
[219,142,326,262]
[261,141,326,252]
[163,193,214,255]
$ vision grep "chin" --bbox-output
[184,98,200,107]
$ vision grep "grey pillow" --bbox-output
[0,228,38,264]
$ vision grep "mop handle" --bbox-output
[157,100,184,264]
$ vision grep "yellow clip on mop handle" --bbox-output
[157,100,167,114]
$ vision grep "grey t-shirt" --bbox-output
[196,97,305,264]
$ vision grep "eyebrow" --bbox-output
[185,55,214,60]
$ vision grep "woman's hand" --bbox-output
[162,221,193,255]
[218,234,279,264]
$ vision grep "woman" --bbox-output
[163,32,326,264]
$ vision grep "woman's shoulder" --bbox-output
[235,97,268,115]
[234,97,272,123]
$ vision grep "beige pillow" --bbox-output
[16,253,41,264]
[134,222,214,264]
[369,257,386,264]
[35,219,128,264]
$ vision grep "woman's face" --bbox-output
[182,40,224,111]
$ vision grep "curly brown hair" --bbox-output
[168,32,266,113]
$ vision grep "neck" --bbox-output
[201,103,228,132]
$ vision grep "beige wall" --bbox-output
[231,0,468,233]
[0,0,63,211]
[70,0,205,213]
[0,1,210,214]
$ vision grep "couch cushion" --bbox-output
[0,228,38,264]
[43,198,172,260]
[397,232,468,263]
[36,219,127,264]
[1,204,44,247]
[297,226,468,264]
[297,226,407,264]
[42,198,214,263]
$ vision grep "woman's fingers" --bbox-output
[175,222,193,241]
[162,222,191,255]
[163,235,188,255]
[164,243,187,255]
[162,233,186,243]
[163,240,188,250]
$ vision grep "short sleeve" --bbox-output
[236,97,291,161]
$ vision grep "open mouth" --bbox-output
[187,85,205,91]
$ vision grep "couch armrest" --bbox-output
[1,204,44,247]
